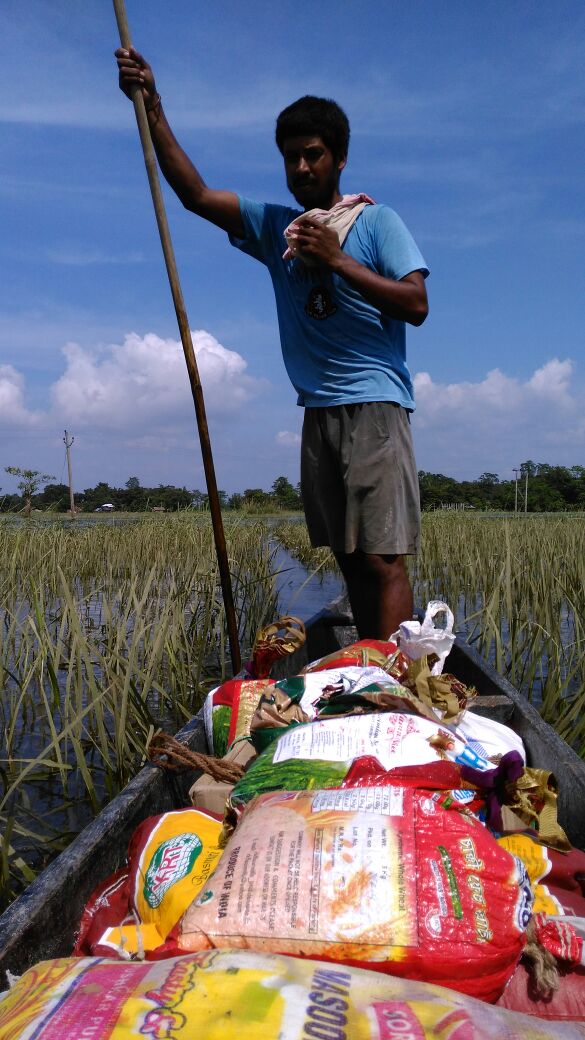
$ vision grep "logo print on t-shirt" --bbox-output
[305,285,337,320]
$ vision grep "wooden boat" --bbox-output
[1,598,585,988]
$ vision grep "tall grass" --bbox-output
[272,514,585,753]
[2,512,584,908]
[0,516,277,907]
[414,514,585,748]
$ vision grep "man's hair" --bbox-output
[275,96,350,160]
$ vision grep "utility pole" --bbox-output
[512,468,520,513]
[524,469,528,513]
[63,430,75,517]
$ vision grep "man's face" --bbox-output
[282,135,346,210]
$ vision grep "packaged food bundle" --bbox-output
[247,614,306,678]
[271,667,404,716]
[180,786,532,1001]
[75,808,223,959]
[189,738,258,816]
[283,667,472,724]
[203,678,275,756]
[208,667,485,758]
[203,617,307,757]
[456,711,526,764]
[305,637,405,675]
[248,684,312,752]
[397,658,476,722]
[206,629,487,759]
[233,712,523,812]
[249,669,452,752]
[343,758,488,819]
[3,949,584,1040]
[306,641,475,725]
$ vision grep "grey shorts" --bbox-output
[300,402,420,555]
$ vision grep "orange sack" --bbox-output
[178,786,532,1002]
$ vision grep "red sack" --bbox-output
[305,639,407,678]
[497,961,585,1021]
[75,868,131,955]
[205,678,276,755]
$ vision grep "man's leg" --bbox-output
[300,403,419,637]
[335,550,413,639]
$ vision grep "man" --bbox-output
[116,48,429,639]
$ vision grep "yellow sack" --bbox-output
[1,950,583,1039]
[75,808,224,958]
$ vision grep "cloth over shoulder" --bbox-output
[283,193,376,264]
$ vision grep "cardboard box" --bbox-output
[225,739,257,769]
[189,740,256,815]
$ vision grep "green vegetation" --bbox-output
[414,514,585,742]
[273,513,585,754]
[0,474,303,514]
[0,515,277,908]
[4,460,584,514]
[4,466,55,516]
[1,509,584,909]
[418,462,585,512]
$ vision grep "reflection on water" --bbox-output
[274,546,343,620]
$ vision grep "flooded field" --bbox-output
[1,511,583,907]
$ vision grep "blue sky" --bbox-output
[1,0,584,495]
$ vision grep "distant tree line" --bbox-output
[0,473,303,514]
[1,463,584,514]
[418,462,585,512]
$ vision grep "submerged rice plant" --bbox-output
[273,513,585,754]
[0,515,277,906]
[2,511,584,907]
[414,513,585,752]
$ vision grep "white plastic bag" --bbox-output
[398,601,455,675]
[455,710,526,763]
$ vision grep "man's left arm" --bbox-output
[290,220,428,326]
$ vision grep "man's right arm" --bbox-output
[115,47,244,238]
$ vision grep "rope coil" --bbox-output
[148,732,246,783]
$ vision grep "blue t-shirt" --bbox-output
[229,197,428,409]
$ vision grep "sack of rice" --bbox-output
[2,949,583,1039]
[180,786,533,1001]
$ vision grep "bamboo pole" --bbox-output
[112,0,241,675]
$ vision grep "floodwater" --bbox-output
[1,514,579,892]
[0,536,344,882]
[274,545,343,620]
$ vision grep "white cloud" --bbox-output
[51,330,267,428]
[276,430,301,447]
[412,358,583,478]
[527,359,572,401]
[0,365,40,427]
[2,342,583,490]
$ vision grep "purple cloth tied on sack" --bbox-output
[461,750,525,831]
